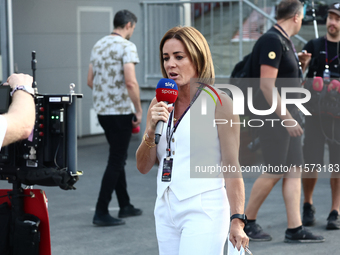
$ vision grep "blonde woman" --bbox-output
[136,26,248,255]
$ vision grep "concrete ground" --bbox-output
[1,134,338,255]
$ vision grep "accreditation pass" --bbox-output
[162,158,173,182]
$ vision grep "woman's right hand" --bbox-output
[148,101,174,132]
[136,99,174,174]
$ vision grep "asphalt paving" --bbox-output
[1,134,339,255]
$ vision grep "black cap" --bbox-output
[328,3,340,17]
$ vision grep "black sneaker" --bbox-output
[244,222,272,241]
[302,202,316,226]
[284,226,325,243]
[118,205,143,218]
[326,210,340,230]
[93,212,125,226]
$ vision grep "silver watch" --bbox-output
[10,85,35,97]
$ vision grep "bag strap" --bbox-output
[266,31,288,52]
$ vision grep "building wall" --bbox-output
[12,0,145,137]
[11,0,303,137]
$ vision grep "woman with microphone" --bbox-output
[136,26,248,255]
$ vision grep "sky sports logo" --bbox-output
[161,89,177,95]
[165,82,175,88]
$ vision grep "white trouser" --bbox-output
[154,187,230,255]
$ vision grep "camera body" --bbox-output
[0,88,82,189]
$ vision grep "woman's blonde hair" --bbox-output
[159,26,215,80]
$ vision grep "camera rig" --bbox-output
[0,52,83,189]
[0,51,83,255]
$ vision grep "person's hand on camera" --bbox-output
[6,73,33,90]
[1,73,35,147]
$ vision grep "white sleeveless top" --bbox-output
[156,92,225,201]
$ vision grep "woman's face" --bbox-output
[162,38,198,87]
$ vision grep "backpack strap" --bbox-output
[266,31,288,52]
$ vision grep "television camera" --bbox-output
[0,51,83,255]
[0,52,83,188]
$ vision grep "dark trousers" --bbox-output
[303,115,340,165]
[95,114,133,214]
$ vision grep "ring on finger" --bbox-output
[158,112,161,116]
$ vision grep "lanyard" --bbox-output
[325,36,339,65]
[165,84,204,158]
[275,24,303,79]
[111,32,122,37]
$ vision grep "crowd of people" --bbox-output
[244,0,340,243]
[1,0,340,254]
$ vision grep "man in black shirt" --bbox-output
[244,0,325,243]
[300,3,340,230]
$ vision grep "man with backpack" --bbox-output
[243,0,325,243]
[300,3,340,230]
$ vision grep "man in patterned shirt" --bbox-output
[87,10,143,226]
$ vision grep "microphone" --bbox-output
[328,79,340,92]
[336,82,340,93]
[312,77,323,92]
[154,78,178,144]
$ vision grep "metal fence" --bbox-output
[140,0,307,84]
